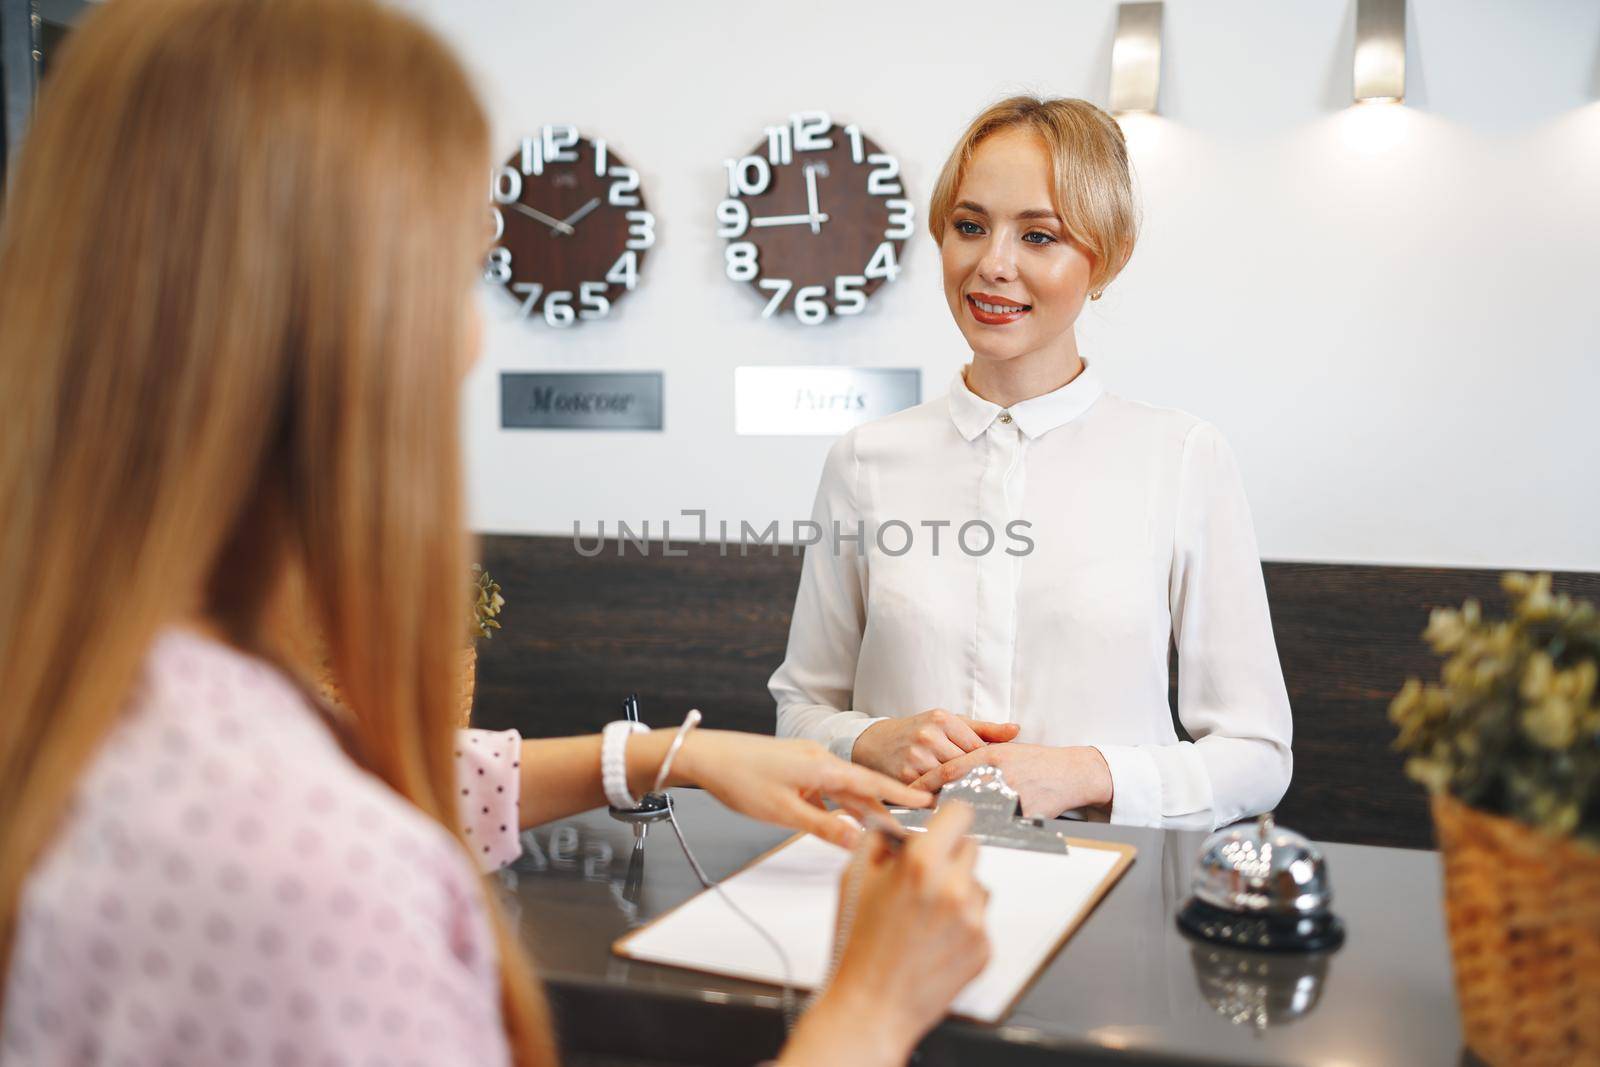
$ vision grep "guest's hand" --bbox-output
[909,743,1113,819]
[852,709,1020,783]
[670,731,933,849]
[781,802,990,1067]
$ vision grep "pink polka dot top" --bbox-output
[1,628,526,1066]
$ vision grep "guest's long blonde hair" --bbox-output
[0,0,554,1061]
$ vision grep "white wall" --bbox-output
[408,0,1600,570]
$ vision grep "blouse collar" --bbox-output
[947,359,1105,441]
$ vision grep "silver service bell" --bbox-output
[1176,812,1345,953]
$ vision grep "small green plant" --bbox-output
[471,564,505,641]
[1390,573,1600,845]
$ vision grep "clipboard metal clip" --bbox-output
[892,766,1070,854]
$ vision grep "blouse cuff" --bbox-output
[455,728,523,872]
[1095,744,1163,828]
[830,715,889,763]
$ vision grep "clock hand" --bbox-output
[559,197,602,228]
[750,212,832,228]
[510,202,575,236]
[804,165,822,235]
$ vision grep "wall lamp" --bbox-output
[1109,2,1163,116]
[1354,0,1406,104]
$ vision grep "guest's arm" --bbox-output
[454,726,935,872]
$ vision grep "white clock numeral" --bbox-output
[844,124,865,165]
[543,290,575,327]
[606,250,639,291]
[491,166,523,205]
[490,206,505,242]
[884,198,914,240]
[715,199,749,238]
[578,281,611,320]
[624,210,656,250]
[724,155,771,198]
[757,278,792,318]
[867,153,902,196]
[593,138,608,177]
[608,166,641,207]
[725,241,759,281]
[864,241,900,283]
[764,125,793,167]
[512,282,543,318]
[485,247,511,284]
[519,137,544,176]
[794,285,829,325]
[542,124,580,164]
[834,275,867,315]
[791,110,833,152]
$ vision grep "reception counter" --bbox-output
[493,789,1466,1066]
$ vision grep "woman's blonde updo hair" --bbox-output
[928,95,1140,297]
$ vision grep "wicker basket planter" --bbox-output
[1433,793,1600,1066]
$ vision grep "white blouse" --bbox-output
[769,361,1293,830]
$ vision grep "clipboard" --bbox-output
[612,776,1136,1024]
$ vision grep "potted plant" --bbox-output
[460,564,505,726]
[1390,572,1600,1066]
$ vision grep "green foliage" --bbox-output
[471,564,505,641]
[1391,573,1600,845]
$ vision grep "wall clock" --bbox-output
[716,111,913,324]
[485,125,655,327]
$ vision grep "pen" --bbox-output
[860,809,909,851]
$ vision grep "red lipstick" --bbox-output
[966,292,1031,326]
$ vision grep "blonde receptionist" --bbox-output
[771,97,1293,831]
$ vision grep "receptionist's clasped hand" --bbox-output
[909,743,1114,819]
[852,708,1021,783]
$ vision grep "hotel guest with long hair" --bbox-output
[773,97,1293,830]
[0,2,990,1064]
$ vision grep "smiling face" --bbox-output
[939,128,1095,369]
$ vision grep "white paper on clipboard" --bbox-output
[614,832,1134,1023]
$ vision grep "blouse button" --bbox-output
[998,412,1014,425]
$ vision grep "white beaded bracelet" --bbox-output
[601,719,650,810]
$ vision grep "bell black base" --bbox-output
[1177,898,1345,953]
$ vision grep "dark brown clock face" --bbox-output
[716,111,913,324]
[484,126,654,327]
